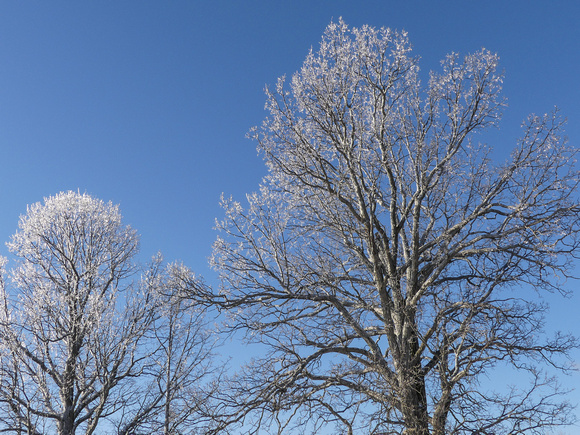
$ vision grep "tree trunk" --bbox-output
[400,363,429,434]
[400,316,429,435]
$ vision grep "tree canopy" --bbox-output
[195,20,580,434]
[0,192,216,435]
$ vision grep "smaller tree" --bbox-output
[0,192,217,435]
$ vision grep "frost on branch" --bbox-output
[0,192,218,435]
[207,19,580,435]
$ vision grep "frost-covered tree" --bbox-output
[194,20,580,434]
[0,192,216,435]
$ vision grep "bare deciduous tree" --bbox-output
[194,20,579,434]
[0,192,216,435]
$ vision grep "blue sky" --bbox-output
[0,0,579,427]
[1,1,579,270]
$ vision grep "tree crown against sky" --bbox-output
[189,19,580,435]
[0,191,217,435]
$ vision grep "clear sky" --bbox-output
[0,0,579,428]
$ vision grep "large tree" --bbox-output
[0,192,215,435]
[199,20,580,434]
